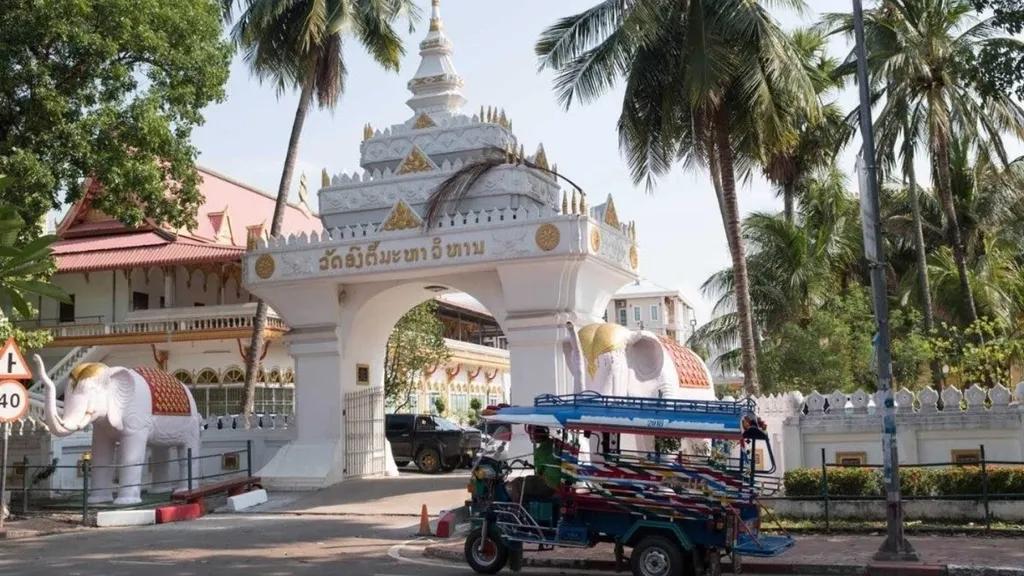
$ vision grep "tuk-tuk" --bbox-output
[464,391,793,576]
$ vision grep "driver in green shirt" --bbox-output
[507,426,561,503]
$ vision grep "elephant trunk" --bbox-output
[32,355,75,437]
[565,322,587,393]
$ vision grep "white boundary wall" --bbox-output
[753,382,1024,474]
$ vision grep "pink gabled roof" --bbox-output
[188,168,322,246]
[55,238,244,272]
[51,166,322,273]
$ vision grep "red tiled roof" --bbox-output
[55,237,243,272]
[52,232,169,255]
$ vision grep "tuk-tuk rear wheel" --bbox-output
[464,529,508,574]
[630,536,683,576]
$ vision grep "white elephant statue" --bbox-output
[33,355,202,506]
[563,322,717,455]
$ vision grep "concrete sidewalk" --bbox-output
[426,534,1024,575]
[248,471,471,516]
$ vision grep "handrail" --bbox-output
[38,307,288,339]
[534,391,755,416]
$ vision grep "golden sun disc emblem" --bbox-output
[535,223,560,251]
[255,254,276,279]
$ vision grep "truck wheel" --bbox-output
[464,528,508,574]
[416,448,442,474]
[631,535,683,576]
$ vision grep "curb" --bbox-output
[424,545,1023,576]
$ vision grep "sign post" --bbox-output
[0,338,32,535]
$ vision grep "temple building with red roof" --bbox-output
[30,167,321,418]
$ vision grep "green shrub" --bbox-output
[782,466,1024,497]
[783,467,881,497]
[988,467,1024,495]
[898,468,937,497]
[783,468,823,496]
[933,466,985,496]
[828,467,882,496]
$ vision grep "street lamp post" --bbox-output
[851,0,918,561]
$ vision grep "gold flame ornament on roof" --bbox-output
[603,195,620,228]
[363,123,374,141]
[321,168,331,188]
[381,199,423,232]
[414,113,437,129]
[397,146,435,174]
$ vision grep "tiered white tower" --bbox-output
[244,0,638,489]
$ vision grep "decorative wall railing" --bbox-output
[751,382,1024,418]
[38,305,287,340]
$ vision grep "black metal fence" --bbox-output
[767,445,1024,532]
[8,441,254,525]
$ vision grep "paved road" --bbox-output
[0,511,827,576]
[0,512,663,576]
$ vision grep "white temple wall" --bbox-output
[750,385,1024,477]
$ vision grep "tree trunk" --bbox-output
[242,79,315,427]
[904,137,942,387]
[714,107,760,396]
[783,180,795,223]
[932,129,979,324]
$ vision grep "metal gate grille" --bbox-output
[344,387,385,478]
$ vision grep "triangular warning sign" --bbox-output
[0,338,32,380]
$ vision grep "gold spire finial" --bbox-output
[363,123,373,141]
[429,0,443,31]
[321,168,330,188]
[561,192,568,215]
[571,189,578,214]
[499,109,508,128]
[580,192,587,214]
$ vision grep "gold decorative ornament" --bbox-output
[577,323,631,377]
[603,195,620,228]
[321,168,330,188]
[535,223,561,251]
[534,144,550,171]
[363,123,374,141]
[397,146,434,174]
[255,254,276,279]
[629,245,639,270]
[414,113,437,129]
[590,228,602,252]
[381,200,423,231]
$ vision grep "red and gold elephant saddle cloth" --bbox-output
[657,336,712,389]
[135,367,192,416]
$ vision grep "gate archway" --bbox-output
[243,1,638,488]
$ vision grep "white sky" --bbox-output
[190,1,885,322]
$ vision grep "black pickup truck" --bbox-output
[385,414,482,473]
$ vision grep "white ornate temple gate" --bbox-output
[243,0,638,489]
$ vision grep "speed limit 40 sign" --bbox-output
[0,380,28,423]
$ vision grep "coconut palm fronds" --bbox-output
[424,145,587,226]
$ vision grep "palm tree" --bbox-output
[695,166,860,371]
[760,28,850,223]
[827,0,1024,325]
[536,0,819,395]
[223,0,417,423]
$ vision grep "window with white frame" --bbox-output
[617,309,627,325]
[650,305,660,321]
[634,307,641,322]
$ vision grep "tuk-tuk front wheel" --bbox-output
[631,535,684,576]
[464,528,508,574]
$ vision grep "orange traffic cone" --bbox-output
[418,504,432,536]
